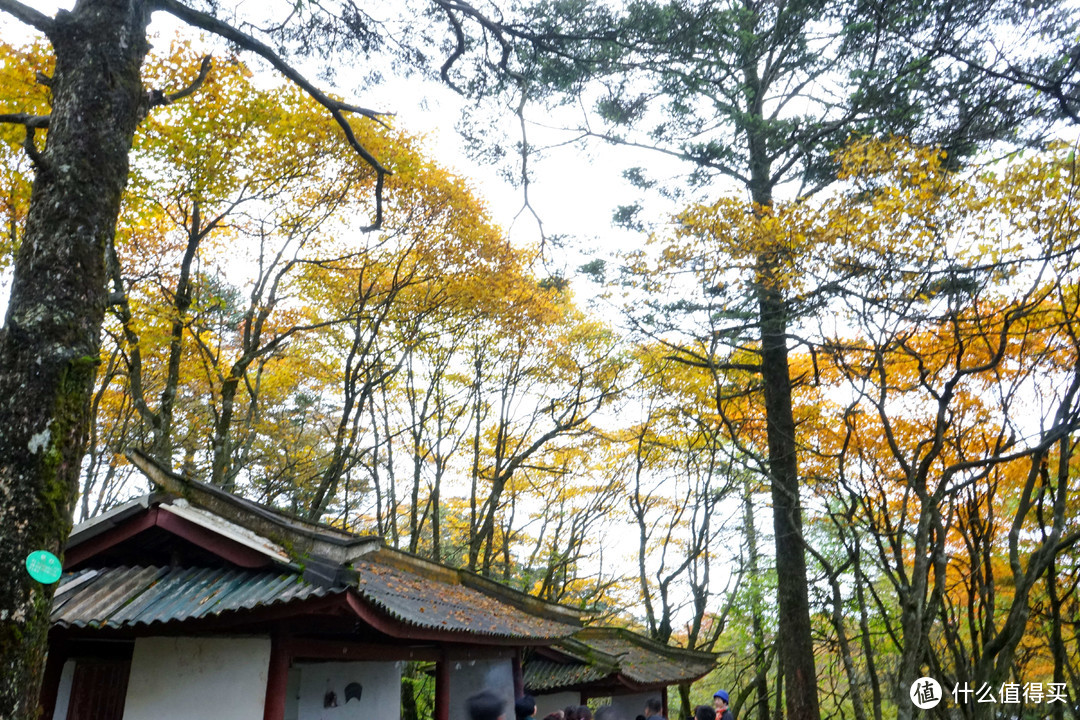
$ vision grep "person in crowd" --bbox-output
[543,713,565,720]
[578,706,594,720]
[644,697,664,720]
[467,690,506,720]
[565,706,580,720]
[695,705,717,720]
[516,695,538,720]
[713,690,733,720]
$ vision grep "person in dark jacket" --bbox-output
[467,690,506,720]
[643,697,664,720]
[516,695,537,720]
[695,706,717,720]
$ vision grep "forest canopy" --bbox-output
[0,2,1079,719]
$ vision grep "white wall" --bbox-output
[534,691,581,717]
[285,666,302,720]
[122,636,271,720]
[448,657,515,720]
[610,692,660,719]
[294,661,401,720]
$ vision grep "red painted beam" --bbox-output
[63,508,159,568]
[435,653,450,720]
[37,638,68,720]
[263,633,290,720]
[64,506,274,569]
[513,649,524,699]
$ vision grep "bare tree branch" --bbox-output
[22,126,45,171]
[0,113,49,129]
[148,55,213,108]
[439,5,467,94]
[154,0,392,230]
[0,0,55,38]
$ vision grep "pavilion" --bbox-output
[41,449,716,720]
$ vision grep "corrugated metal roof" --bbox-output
[352,558,578,640]
[51,566,332,629]
[524,659,611,692]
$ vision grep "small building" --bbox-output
[525,627,718,718]
[42,450,584,720]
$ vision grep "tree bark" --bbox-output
[739,4,820,710]
[744,480,772,720]
[757,272,820,720]
[0,1,150,717]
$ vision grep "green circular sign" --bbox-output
[25,550,62,584]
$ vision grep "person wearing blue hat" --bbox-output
[713,690,734,720]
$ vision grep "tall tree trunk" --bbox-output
[1048,558,1066,720]
[740,9,820,713]
[678,682,692,719]
[744,481,772,720]
[853,545,883,720]
[0,1,150,717]
[751,167,820,720]
[149,201,202,464]
[211,371,242,488]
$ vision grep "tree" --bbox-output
[671,138,1080,720]
[101,40,369,481]
[615,347,741,716]
[463,308,624,574]
[813,141,1080,720]
[511,1,1079,716]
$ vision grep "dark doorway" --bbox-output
[65,657,131,720]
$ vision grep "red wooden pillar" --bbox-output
[512,649,524,699]
[435,652,451,720]
[263,634,290,720]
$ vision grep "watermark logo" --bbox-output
[911,678,942,709]
[910,680,1072,708]
[953,683,1069,705]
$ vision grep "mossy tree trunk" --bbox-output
[0,1,150,717]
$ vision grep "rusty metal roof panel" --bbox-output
[351,558,578,640]
[51,566,332,629]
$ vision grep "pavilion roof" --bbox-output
[54,452,582,643]
[524,627,717,694]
